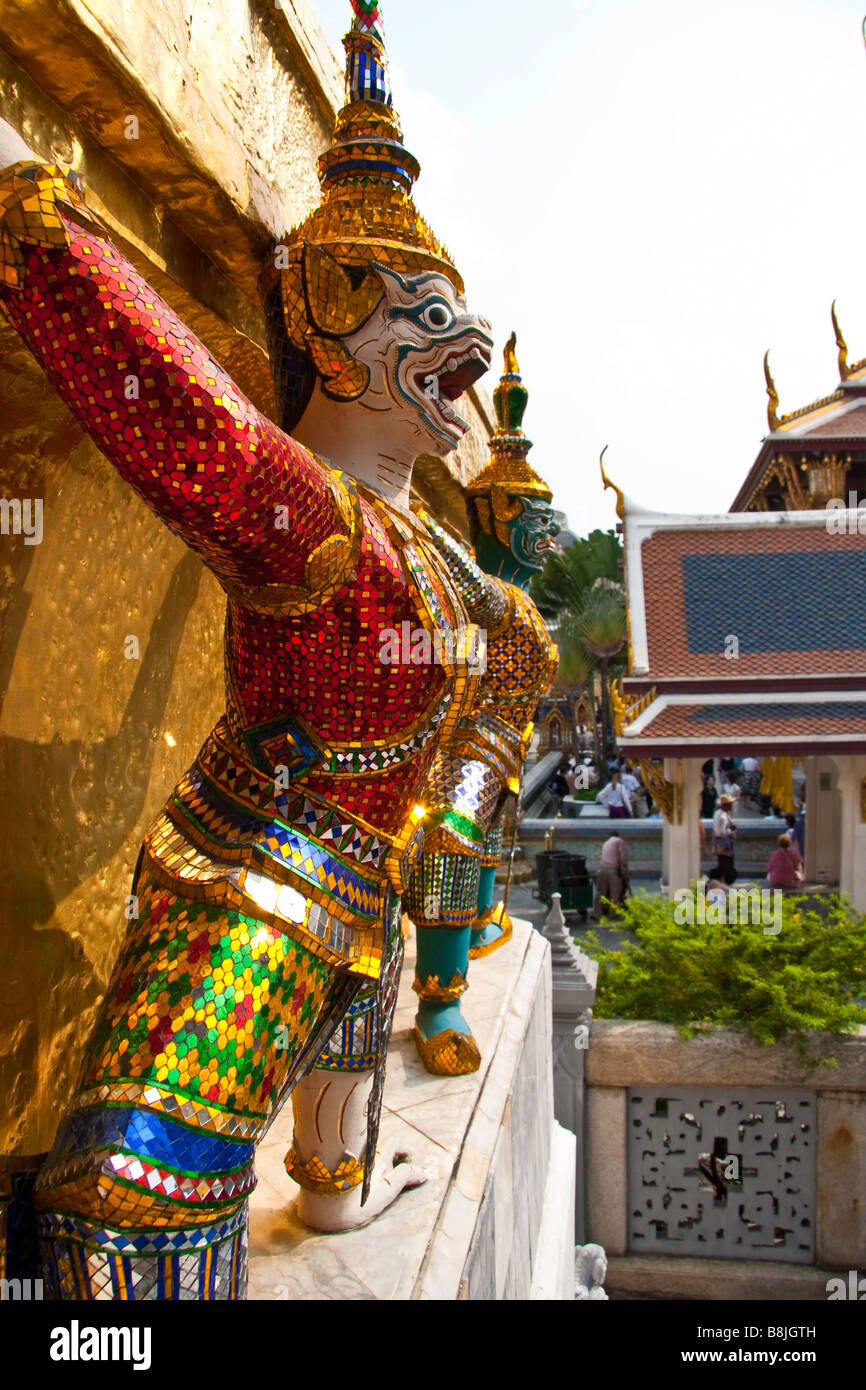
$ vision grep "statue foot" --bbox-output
[413,1025,481,1076]
[468,902,513,959]
[413,999,481,1076]
[295,1148,429,1233]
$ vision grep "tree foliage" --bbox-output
[532,529,627,761]
[584,894,866,1062]
[531,528,623,620]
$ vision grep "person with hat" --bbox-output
[712,794,738,885]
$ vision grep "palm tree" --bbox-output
[532,531,627,773]
[552,613,597,759]
[573,587,628,767]
[532,529,623,619]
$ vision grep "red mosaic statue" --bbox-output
[0,2,494,1297]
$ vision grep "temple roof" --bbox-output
[732,310,866,510]
[616,501,866,754]
[620,692,866,757]
[768,389,866,441]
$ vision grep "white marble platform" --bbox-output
[247,919,575,1300]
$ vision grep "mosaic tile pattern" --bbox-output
[39,1208,248,1301]
[421,753,503,856]
[480,823,505,870]
[0,183,479,1293]
[405,849,482,933]
[0,0,500,1297]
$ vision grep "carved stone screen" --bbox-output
[627,1087,815,1262]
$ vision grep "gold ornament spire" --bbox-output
[599,445,625,522]
[764,351,781,432]
[466,332,552,544]
[832,300,852,382]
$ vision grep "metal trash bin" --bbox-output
[535,851,594,921]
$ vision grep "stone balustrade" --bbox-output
[585,1019,866,1300]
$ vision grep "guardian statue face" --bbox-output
[507,496,560,573]
[345,266,493,458]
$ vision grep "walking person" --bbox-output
[593,832,630,920]
[700,775,718,819]
[596,770,632,819]
[711,793,738,885]
[741,755,761,812]
[721,773,742,814]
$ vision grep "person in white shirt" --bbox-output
[596,771,632,819]
[620,764,647,818]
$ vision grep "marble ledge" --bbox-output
[247,917,571,1300]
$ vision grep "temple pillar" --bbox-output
[805,757,842,885]
[662,758,702,892]
[833,756,866,912]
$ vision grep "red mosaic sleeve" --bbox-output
[0,164,352,597]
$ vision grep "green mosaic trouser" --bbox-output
[473,821,505,928]
[405,849,483,1075]
[32,865,360,1300]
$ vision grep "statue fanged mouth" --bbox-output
[414,340,492,437]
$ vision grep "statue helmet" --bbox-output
[262,1,464,422]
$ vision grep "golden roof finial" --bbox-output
[763,351,781,433]
[832,300,852,381]
[504,330,519,376]
[599,445,625,522]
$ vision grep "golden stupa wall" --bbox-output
[0,0,494,1154]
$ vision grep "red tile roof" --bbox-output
[640,525,866,679]
[794,402,866,439]
[621,694,866,755]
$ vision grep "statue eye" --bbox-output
[422,302,454,330]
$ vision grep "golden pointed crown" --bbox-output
[466,333,552,543]
[272,1,463,401]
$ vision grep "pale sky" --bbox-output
[313,0,866,534]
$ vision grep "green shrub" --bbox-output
[584,893,866,1061]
